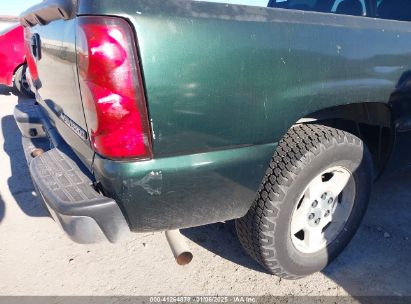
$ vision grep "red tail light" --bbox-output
[76,16,152,160]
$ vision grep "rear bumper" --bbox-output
[14,101,130,243]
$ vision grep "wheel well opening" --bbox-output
[298,102,394,177]
[12,62,26,78]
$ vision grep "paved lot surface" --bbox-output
[0,86,410,296]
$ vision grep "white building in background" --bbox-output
[0,16,18,32]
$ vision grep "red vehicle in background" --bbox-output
[0,24,34,97]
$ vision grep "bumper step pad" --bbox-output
[15,102,129,243]
[29,147,129,243]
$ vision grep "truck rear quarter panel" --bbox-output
[80,0,411,157]
[31,0,411,231]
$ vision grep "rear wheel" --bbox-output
[13,64,34,98]
[235,124,373,279]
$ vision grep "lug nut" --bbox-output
[324,210,330,217]
[311,200,318,208]
[315,218,321,225]
[328,197,333,204]
[321,192,327,200]
[308,213,315,220]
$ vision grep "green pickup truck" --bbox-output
[15,0,411,279]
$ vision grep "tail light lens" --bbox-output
[76,16,152,160]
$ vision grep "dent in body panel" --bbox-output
[123,171,163,196]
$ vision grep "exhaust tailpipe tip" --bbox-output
[31,148,44,158]
[165,230,193,266]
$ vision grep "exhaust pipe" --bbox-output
[165,230,193,265]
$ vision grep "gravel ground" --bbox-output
[0,86,410,296]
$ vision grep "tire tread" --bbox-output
[235,124,363,279]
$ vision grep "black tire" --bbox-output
[235,124,373,279]
[13,64,35,98]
